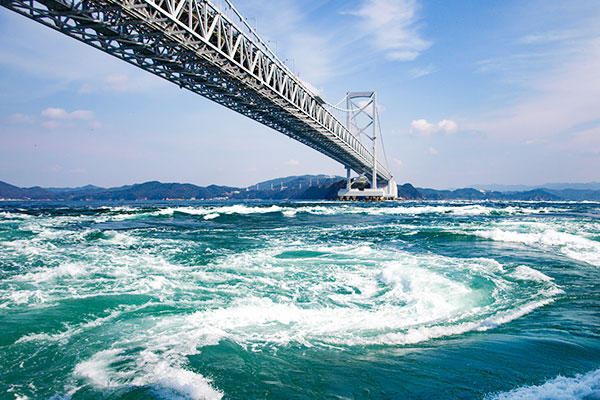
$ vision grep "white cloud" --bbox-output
[351,0,431,61]
[393,158,404,166]
[104,73,147,92]
[77,73,164,94]
[40,107,99,129]
[410,119,458,135]
[8,113,34,124]
[299,78,322,97]
[41,120,61,130]
[41,107,69,120]
[519,30,581,45]
[409,64,437,79]
[466,37,600,153]
[285,159,300,166]
[428,146,438,155]
[42,107,94,121]
[234,0,340,85]
[438,119,458,134]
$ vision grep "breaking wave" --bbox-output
[487,368,600,400]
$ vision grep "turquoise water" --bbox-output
[1,200,599,399]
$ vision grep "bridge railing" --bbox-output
[1,0,393,182]
[123,0,392,181]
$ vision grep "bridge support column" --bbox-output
[372,91,377,189]
[346,167,351,190]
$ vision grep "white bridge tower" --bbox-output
[337,92,397,200]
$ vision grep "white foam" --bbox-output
[282,210,297,217]
[510,265,554,282]
[0,211,33,220]
[0,207,569,383]
[74,349,121,388]
[74,348,223,399]
[487,367,600,400]
[87,202,566,221]
[473,227,600,266]
[8,290,47,305]
[158,204,283,217]
[135,248,560,348]
[136,359,223,400]
[17,262,88,283]
[101,231,138,247]
[15,304,141,345]
[292,204,559,217]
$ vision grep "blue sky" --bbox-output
[1,0,599,189]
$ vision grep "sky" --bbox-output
[0,0,599,189]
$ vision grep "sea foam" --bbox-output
[487,368,600,400]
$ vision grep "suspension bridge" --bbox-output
[1,0,398,199]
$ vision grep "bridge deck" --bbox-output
[1,0,393,182]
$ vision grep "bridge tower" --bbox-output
[337,92,397,200]
[1,0,398,198]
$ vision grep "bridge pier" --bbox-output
[2,0,397,191]
[336,91,397,201]
[337,178,398,201]
[346,167,352,190]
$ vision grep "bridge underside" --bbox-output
[1,0,394,185]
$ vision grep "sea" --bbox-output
[1,200,599,399]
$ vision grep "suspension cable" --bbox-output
[376,106,390,172]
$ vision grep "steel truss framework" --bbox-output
[1,0,393,182]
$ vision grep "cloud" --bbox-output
[285,159,300,166]
[8,113,34,124]
[519,30,581,45]
[41,120,61,130]
[351,0,431,61]
[409,64,437,79]
[410,119,458,135]
[40,107,99,129]
[466,36,600,153]
[77,73,165,94]
[234,0,340,85]
[427,146,438,155]
[393,158,404,166]
[299,78,322,97]
[103,73,152,92]
[42,107,94,121]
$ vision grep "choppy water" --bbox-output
[1,200,599,399]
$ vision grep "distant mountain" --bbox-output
[250,174,342,190]
[397,183,424,200]
[473,182,600,192]
[0,176,343,201]
[2,177,600,201]
[0,181,56,200]
[417,187,504,200]
[417,187,563,201]
[45,184,104,193]
[545,189,600,201]
[68,181,237,200]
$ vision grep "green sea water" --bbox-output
[1,200,599,399]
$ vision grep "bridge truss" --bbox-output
[1,0,395,187]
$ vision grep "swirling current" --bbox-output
[0,200,599,399]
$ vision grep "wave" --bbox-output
[472,227,600,266]
[135,203,565,219]
[73,349,223,400]
[0,200,580,223]
[119,248,561,349]
[487,367,600,399]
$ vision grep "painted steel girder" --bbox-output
[0,0,392,182]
